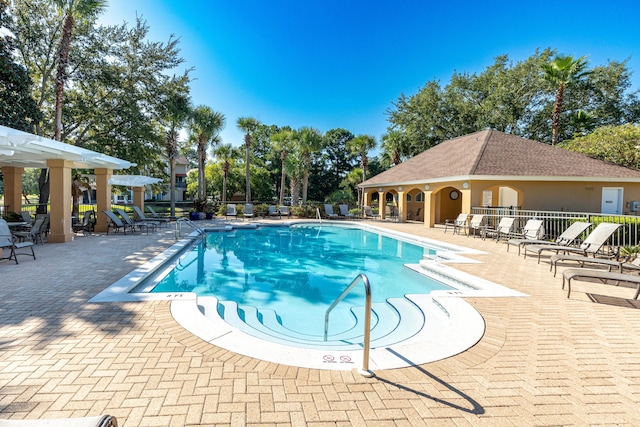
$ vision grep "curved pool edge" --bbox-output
[170,292,486,371]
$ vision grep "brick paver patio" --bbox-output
[0,220,639,426]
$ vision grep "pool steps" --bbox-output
[201,296,425,350]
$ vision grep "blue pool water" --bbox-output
[149,224,453,335]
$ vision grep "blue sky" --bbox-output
[99,0,640,152]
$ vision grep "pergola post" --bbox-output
[397,189,406,223]
[133,186,145,212]
[94,168,113,233]
[47,159,73,243]
[424,190,436,228]
[377,191,385,220]
[2,166,24,214]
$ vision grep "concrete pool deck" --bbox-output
[1,218,639,425]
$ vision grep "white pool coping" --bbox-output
[90,221,527,371]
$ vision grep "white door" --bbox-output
[601,188,623,214]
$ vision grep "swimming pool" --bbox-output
[92,221,524,370]
[140,224,453,338]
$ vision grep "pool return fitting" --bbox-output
[324,273,374,377]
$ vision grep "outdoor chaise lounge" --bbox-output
[133,206,164,228]
[279,205,290,218]
[0,219,36,264]
[324,204,338,219]
[146,206,172,224]
[507,221,592,255]
[268,205,280,219]
[561,268,640,299]
[444,213,468,234]
[467,215,485,238]
[0,414,117,426]
[103,210,135,235]
[524,222,621,263]
[339,204,354,219]
[363,206,380,220]
[226,204,237,219]
[481,217,515,241]
[115,208,155,234]
[243,203,254,220]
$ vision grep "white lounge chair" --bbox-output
[467,215,485,238]
[507,221,591,255]
[243,203,254,220]
[279,205,290,218]
[0,219,36,264]
[226,204,237,219]
[525,222,621,263]
[444,213,468,234]
[481,217,515,241]
[562,268,640,299]
[268,205,280,219]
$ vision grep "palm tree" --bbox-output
[296,127,322,204]
[53,0,107,141]
[188,105,225,199]
[381,131,407,166]
[213,143,239,204]
[284,147,305,206]
[236,117,260,203]
[541,55,590,145]
[347,134,377,209]
[271,129,293,205]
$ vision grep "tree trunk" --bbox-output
[54,14,74,142]
[222,168,228,204]
[170,156,176,217]
[551,85,565,145]
[244,136,251,203]
[279,151,286,205]
[290,177,300,206]
[37,168,49,215]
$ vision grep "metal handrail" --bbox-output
[316,208,322,221]
[175,217,206,240]
[324,273,373,377]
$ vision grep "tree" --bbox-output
[188,105,225,199]
[560,123,640,170]
[347,134,376,208]
[541,55,590,145]
[236,117,260,202]
[296,127,322,204]
[0,0,42,131]
[323,128,356,189]
[271,129,293,205]
[52,0,107,141]
[213,143,240,204]
[380,131,408,167]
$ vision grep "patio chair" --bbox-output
[324,204,338,219]
[146,206,172,223]
[481,217,515,241]
[103,210,135,235]
[467,215,485,238]
[363,206,380,220]
[507,221,592,255]
[0,414,117,426]
[524,222,621,263]
[561,267,640,299]
[279,205,290,218]
[243,203,254,220]
[226,204,237,219]
[72,210,96,236]
[444,213,468,234]
[339,204,354,219]
[115,208,155,234]
[13,216,46,245]
[268,205,280,219]
[0,219,36,264]
[132,206,162,228]
[19,211,33,227]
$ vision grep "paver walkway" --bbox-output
[0,219,639,426]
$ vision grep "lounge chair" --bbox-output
[0,219,36,264]
[13,216,46,245]
[0,414,117,426]
[444,213,468,234]
[363,206,380,220]
[226,204,237,219]
[561,268,640,299]
[72,210,96,235]
[115,208,155,234]
[324,204,338,219]
[243,203,254,220]
[467,215,485,238]
[103,210,135,235]
[268,205,280,219]
[133,206,163,228]
[481,217,515,241]
[19,211,33,227]
[507,221,592,255]
[525,222,621,263]
[279,205,290,218]
[339,204,354,219]
[146,206,172,223]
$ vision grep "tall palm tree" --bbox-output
[188,105,225,199]
[381,131,407,166]
[347,134,377,208]
[236,117,260,203]
[284,147,305,206]
[541,55,590,145]
[53,0,107,141]
[271,129,292,205]
[296,127,322,204]
[213,143,239,204]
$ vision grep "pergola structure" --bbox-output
[0,125,159,243]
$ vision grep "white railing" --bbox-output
[470,207,640,247]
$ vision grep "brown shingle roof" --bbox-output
[362,129,640,186]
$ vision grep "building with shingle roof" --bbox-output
[360,129,640,226]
